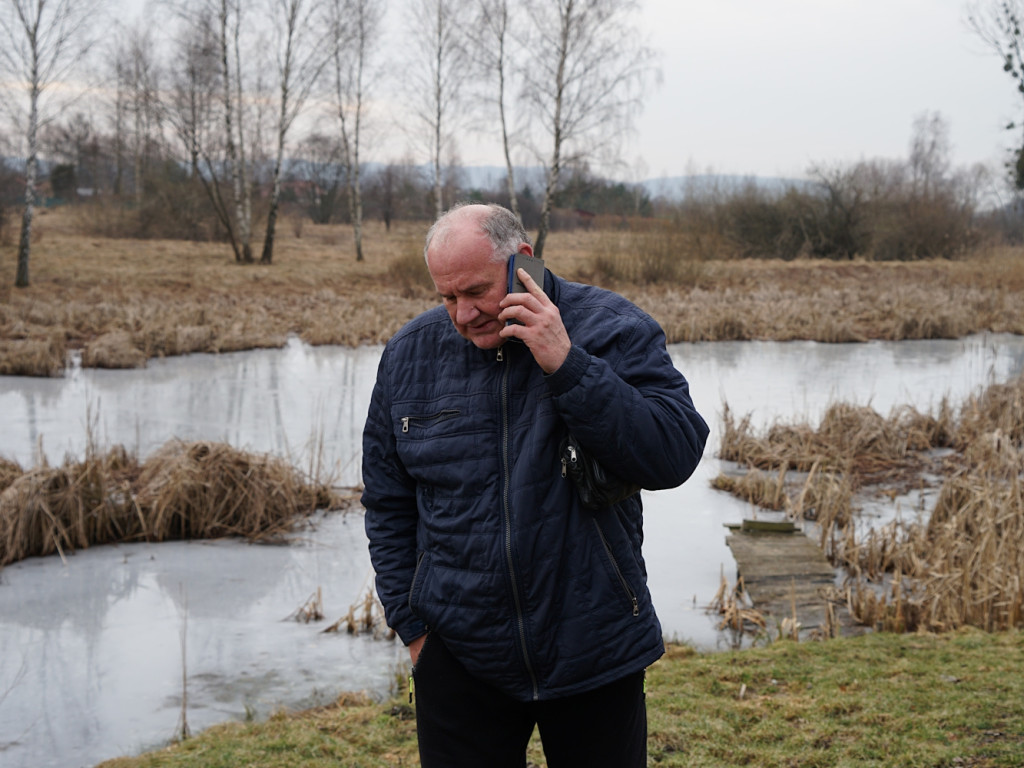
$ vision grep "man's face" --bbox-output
[427,223,509,350]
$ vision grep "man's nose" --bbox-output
[455,299,479,325]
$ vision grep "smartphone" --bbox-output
[506,252,546,327]
[507,252,545,295]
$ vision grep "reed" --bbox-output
[288,587,325,624]
[325,585,394,640]
[707,570,766,636]
[711,467,789,511]
[0,458,22,493]
[0,440,346,568]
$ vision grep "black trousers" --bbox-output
[412,634,648,768]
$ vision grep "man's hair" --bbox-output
[424,203,531,264]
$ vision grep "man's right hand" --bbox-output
[409,634,426,665]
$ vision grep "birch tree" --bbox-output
[166,5,219,181]
[165,0,258,261]
[260,0,328,264]
[0,0,100,287]
[403,0,468,220]
[521,0,654,257]
[218,0,254,262]
[967,1,1024,188]
[112,25,162,209]
[328,0,384,261]
[467,0,521,219]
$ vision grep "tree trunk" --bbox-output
[261,165,281,265]
[262,77,290,265]
[495,6,518,220]
[433,0,444,219]
[534,0,570,259]
[233,5,253,262]
[15,77,40,288]
[219,0,244,262]
[351,20,366,263]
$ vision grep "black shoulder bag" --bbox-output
[559,434,641,510]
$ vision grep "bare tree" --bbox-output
[296,131,346,224]
[166,6,220,181]
[226,0,257,261]
[260,0,329,264]
[908,111,951,199]
[328,0,384,261]
[0,0,100,287]
[112,24,163,209]
[163,0,260,260]
[402,0,469,220]
[967,1,1024,188]
[467,0,521,219]
[520,0,654,257]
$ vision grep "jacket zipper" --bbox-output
[408,550,427,614]
[400,409,460,433]
[592,519,640,616]
[499,345,540,699]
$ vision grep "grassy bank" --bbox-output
[3,210,1024,376]
[95,629,1023,768]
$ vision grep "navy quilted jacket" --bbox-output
[361,271,708,701]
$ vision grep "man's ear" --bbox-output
[517,243,534,258]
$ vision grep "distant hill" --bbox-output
[639,174,810,201]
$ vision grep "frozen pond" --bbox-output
[2,333,1024,768]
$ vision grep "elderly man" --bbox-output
[361,203,708,768]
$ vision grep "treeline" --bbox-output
[0,111,1014,265]
[654,114,1013,261]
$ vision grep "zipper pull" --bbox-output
[496,346,504,362]
[561,456,568,478]
[409,674,414,704]
[401,417,410,433]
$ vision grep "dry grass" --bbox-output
[715,373,1024,635]
[0,439,348,568]
[324,584,394,640]
[3,209,1024,376]
[707,570,767,635]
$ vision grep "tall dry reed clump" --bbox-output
[0,440,344,568]
[716,376,1024,635]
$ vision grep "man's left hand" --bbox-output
[499,267,571,374]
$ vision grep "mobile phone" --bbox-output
[506,252,546,327]
[507,252,545,295]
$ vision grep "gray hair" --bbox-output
[424,203,531,265]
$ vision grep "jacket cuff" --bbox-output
[397,619,429,646]
[544,344,590,396]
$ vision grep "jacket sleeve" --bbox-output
[360,349,428,645]
[545,313,708,491]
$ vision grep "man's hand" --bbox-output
[499,267,571,374]
[409,634,426,666]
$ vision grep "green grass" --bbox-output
[97,628,1023,767]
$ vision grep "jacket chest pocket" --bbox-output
[392,397,495,489]
[401,409,461,433]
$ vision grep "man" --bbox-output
[361,203,708,767]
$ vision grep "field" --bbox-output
[4,208,1024,376]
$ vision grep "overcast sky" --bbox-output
[630,0,1015,180]
[116,0,1017,183]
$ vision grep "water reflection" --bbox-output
[2,333,1023,768]
[0,339,382,486]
